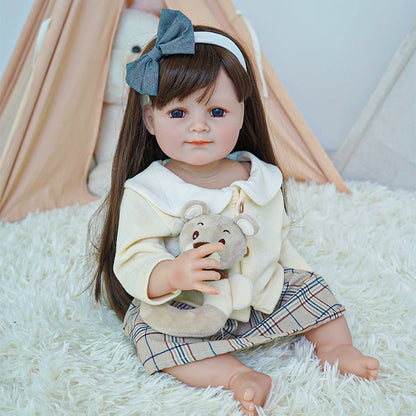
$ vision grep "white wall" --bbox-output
[1,0,415,155]
[0,0,33,77]
[233,0,416,153]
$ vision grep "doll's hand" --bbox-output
[168,242,225,295]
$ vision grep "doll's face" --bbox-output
[143,68,244,168]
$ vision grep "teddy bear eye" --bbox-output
[132,45,141,53]
[218,239,226,245]
[192,231,199,240]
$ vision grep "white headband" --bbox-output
[194,31,247,71]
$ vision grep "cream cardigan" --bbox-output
[114,151,311,322]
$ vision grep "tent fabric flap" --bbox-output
[0,0,124,221]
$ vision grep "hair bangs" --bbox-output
[153,41,251,108]
[153,44,220,107]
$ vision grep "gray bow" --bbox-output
[125,9,195,96]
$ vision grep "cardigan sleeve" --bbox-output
[114,188,181,304]
[278,201,313,272]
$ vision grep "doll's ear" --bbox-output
[239,101,245,130]
[143,104,155,135]
[181,201,210,221]
[235,214,259,237]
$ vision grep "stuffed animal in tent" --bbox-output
[140,201,259,337]
[88,7,159,197]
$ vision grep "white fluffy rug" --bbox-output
[1,180,415,415]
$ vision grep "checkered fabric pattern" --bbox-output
[123,269,345,375]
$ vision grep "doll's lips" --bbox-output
[186,140,212,145]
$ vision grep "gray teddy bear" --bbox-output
[140,200,259,337]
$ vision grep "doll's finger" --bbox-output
[199,269,222,281]
[195,242,225,258]
[194,282,220,295]
[199,257,222,270]
[192,270,220,284]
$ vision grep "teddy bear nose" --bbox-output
[193,242,208,249]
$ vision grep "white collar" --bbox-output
[125,151,282,216]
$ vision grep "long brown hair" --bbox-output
[90,25,280,320]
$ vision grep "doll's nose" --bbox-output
[189,117,209,133]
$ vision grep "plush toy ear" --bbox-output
[235,214,259,237]
[181,200,210,221]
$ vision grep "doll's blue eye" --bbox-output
[210,108,225,117]
[170,109,185,118]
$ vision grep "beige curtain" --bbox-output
[166,0,349,193]
[0,0,124,221]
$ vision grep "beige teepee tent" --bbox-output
[0,0,348,222]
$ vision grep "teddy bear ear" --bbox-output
[181,200,210,221]
[235,214,259,237]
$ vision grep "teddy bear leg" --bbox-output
[203,279,233,317]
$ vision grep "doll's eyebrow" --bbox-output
[223,230,230,234]
[197,222,204,226]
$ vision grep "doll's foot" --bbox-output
[228,369,272,415]
[316,344,379,380]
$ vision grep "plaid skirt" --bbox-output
[123,269,345,375]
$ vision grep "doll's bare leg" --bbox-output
[305,316,379,380]
[163,353,271,416]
